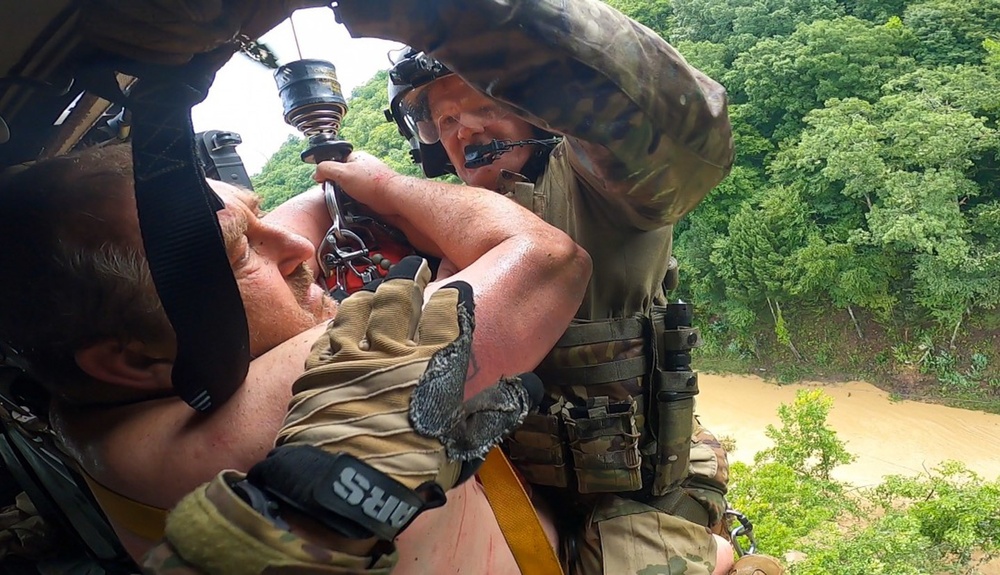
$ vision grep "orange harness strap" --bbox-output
[478,447,566,575]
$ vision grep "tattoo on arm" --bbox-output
[468,348,481,380]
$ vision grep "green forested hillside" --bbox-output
[253,0,1000,408]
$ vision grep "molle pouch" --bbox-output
[650,387,695,496]
[565,397,642,493]
[506,409,570,488]
[649,303,701,497]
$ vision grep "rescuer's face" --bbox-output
[425,76,537,190]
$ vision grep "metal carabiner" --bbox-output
[323,180,346,241]
[725,508,759,557]
[319,227,368,272]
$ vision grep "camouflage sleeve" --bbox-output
[683,417,730,532]
[142,471,397,575]
[335,0,734,229]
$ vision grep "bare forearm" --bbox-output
[381,174,556,270]
[428,237,591,398]
[263,185,330,253]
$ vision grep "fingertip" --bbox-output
[440,280,475,315]
[384,255,429,283]
[516,372,544,409]
[359,278,383,293]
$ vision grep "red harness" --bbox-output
[320,220,416,296]
[316,182,415,297]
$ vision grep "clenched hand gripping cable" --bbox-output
[273,60,414,300]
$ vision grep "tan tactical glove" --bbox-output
[79,0,331,65]
[142,256,541,574]
[247,255,542,540]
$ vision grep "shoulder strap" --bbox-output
[478,447,565,575]
[127,63,251,412]
[78,56,251,413]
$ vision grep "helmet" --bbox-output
[385,47,559,181]
[385,47,456,178]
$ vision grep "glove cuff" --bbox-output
[247,445,447,541]
[161,471,397,574]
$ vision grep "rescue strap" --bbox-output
[479,447,565,575]
[78,467,168,543]
[126,60,250,412]
[78,55,251,413]
[79,448,566,575]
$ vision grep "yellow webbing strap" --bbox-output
[79,449,565,575]
[478,447,565,575]
[79,467,168,542]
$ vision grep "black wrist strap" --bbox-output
[246,445,444,541]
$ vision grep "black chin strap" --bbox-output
[84,55,251,412]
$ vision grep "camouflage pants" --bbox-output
[557,419,730,574]
[575,495,719,575]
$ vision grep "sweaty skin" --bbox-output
[52,176,588,571]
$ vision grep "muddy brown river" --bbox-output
[697,373,1000,486]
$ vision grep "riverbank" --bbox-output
[696,373,1000,486]
[694,307,1000,416]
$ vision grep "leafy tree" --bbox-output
[712,186,817,311]
[874,462,1000,565]
[883,64,1000,120]
[903,0,1000,66]
[757,389,855,480]
[604,0,672,37]
[251,135,315,210]
[671,0,843,55]
[795,514,942,575]
[728,396,999,572]
[339,70,423,178]
[727,459,845,555]
[676,164,767,310]
[727,390,849,555]
[840,0,914,23]
[986,38,1000,70]
[770,93,1000,328]
[674,40,732,81]
[728,16,918,140]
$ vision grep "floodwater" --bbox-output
[696,373,1000,486]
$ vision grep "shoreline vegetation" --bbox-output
[720,387,1000,574]
[693,307,1000,416]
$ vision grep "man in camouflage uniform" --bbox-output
[358,0,754,572]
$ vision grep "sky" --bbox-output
[191,8,403,175]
